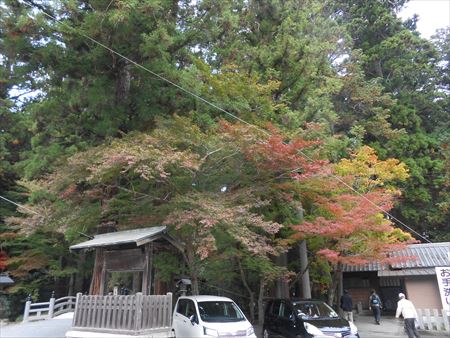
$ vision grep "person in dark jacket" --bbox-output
[340,289,354,322]
[369,289,382,324]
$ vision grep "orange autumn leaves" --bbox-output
[291,145,412,265]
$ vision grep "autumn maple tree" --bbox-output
[1,0,448,323]
[291,146,413,303]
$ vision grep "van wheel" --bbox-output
[263,328,270,338]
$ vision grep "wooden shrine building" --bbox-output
[70,226,181,295]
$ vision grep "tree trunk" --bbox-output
[327,262,343,307]
[299,240,311,298]
[185,243,199,295]
[296,203,311,298]
[275,253,289,298]
[257,280,266,325]
[237,258,255,322]
[336,264,344,313]
[327,274,337,306]
[115,61,131,106]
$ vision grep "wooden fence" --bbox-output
[417,309,450,333]
[23,295,76,322]
[71,292,172,335]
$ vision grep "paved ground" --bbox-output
[0,313,73,338]
[350,313,447,338]
[1,313,448,338]
[253,313,449,338]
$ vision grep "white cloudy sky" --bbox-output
[398,0,450,38]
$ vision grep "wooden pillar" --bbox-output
[99,250,107,295]
[74,251,86,293]
[89,248,104,295]
[132,272,140,293]
[142,243,154,295]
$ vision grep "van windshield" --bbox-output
[198,301,246,323]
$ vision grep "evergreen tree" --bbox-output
[332,0,449,240]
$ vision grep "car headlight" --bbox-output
[246,326,255,336]
[203,326,218,337]
[349,321,358,335]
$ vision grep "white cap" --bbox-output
[398,293,405,299]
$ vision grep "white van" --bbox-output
[172,295,257,338]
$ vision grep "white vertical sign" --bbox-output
[435,267,450,312]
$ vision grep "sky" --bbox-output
[398,0,450,39]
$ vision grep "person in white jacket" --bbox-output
[395,293,421,338]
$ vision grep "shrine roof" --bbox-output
[69,226,167,250]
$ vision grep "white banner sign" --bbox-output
[435,267,450,312]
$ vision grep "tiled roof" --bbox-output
[69,226,167,250]
[342,262,382,272]
[388,242,450,269]
[343,242,450,275]
[378,268,436,277]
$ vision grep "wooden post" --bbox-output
[148,242,154,294]
[132,272,140,293]
[142,243,153,295]
[90,249,104,295]
[166,292,173,327]
[73,292,83,327]
[99,251,107,295]
[135,292,143,331]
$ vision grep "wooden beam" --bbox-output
[161,234,184,253]
[104,249,145,271]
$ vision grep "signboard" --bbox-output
[435,267,450,313]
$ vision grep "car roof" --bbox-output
[267,298,325,302]
[178,295,234,302]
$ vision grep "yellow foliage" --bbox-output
[334,146,409,192]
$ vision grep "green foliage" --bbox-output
[153,252,184,283]
[0,0,448,315]
[334,0,449,240]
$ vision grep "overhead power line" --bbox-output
[0,195,42,216]
[19,0,431,243]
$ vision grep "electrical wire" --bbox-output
[0,195,42,216]
[19,0,431,243]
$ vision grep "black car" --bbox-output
[263,299,360,338]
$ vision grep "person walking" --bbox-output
[395,293,421,338]
[369,289,382,324]
[340,289,354,322]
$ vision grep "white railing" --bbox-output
[23,294,76,322]
[417,309,450,332]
